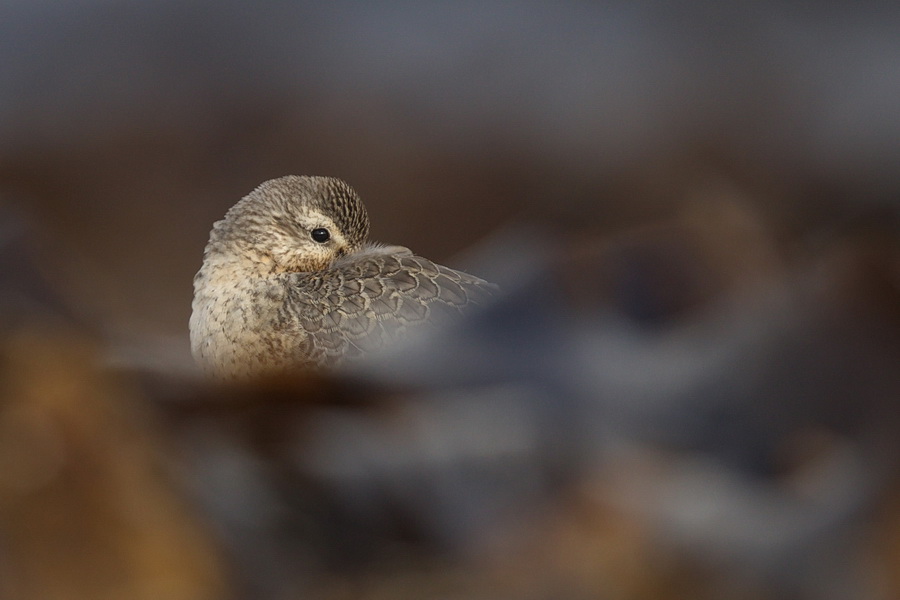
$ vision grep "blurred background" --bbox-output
[1,2,899,599]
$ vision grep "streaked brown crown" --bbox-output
[253,175,370,250]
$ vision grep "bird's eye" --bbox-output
[311,228,331,243]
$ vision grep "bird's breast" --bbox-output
[190,271,292,379]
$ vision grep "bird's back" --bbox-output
[276,244,497,368]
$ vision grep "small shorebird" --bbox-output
[190,176,497,380]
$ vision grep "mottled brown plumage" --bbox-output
[190,176,497,380]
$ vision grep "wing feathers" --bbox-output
[281,250,496,366]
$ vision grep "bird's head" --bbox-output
[209,175,370,273]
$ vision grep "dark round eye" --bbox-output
[311,228,331,243]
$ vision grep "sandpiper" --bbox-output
[190,176,497,380]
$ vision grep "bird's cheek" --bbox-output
[276,251,329,274]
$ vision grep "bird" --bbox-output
[189,175,498,380]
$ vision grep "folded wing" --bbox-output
[280,247,497,366]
